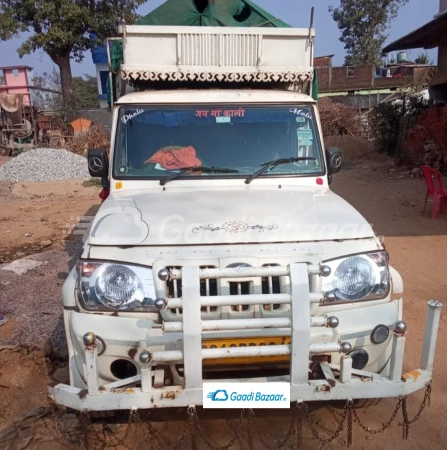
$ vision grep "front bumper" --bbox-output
[48,264,442,411]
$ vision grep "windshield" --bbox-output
[113,105,325,180]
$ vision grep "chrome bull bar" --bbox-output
[48,264,442,411]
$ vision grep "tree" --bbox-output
[329,0,409,66]
[0,0,144,120]
[31,70,62,111]
[32,70,99,111]
[73,75,101,109]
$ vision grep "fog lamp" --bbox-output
[371,324,390,344]
[348,349,369,370]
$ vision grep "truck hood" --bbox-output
[88,187,374,246]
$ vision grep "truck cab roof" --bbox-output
[115,89,317,105]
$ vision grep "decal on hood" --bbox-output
[192,221,278,234]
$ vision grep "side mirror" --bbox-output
[326,147,342,175]
[88,148,109,178]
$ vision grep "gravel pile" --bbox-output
[0,148,90,182]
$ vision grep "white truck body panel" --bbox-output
[115,89,317,105]
[89,186,374,246]
[119,25,314,84]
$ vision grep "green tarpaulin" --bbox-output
[136,0,290,27]
[312,67,318,101]
[107,0,319,104]
[107,39,124,106]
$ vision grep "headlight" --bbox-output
[77,260,157,311]
[322,251,389,303]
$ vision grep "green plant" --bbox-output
[370,102,402,155]
[415,52,430,65]
[370,95,429,155]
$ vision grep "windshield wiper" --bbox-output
[160,166,239,186]
[245,157,317,184]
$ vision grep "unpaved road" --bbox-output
[1,143,447,449]
[0,178,100,263]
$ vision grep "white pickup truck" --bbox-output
[49,25,441,412]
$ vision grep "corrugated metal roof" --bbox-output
[383,11,447,53]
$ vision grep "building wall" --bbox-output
[430,39,447,101]
[330,65,373,91]
[440,0,447,14]
[404,105,447,166]
[374,76,409,89]
[314,56,333,67]
[438,41,447,75]
[317,67,331,91]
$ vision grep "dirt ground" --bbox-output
[1,138,447,449]
[0,177,100,263]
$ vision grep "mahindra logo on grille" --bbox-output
[226,263,253,269]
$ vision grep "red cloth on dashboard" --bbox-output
[144,146,201,170]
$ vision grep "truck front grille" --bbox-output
[166,265,218,315]
[166,266,183,316]
[262,264,282,311]
[229,282,251,312]
[200,268,218,313]
[163,262,288,320]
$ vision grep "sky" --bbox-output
[0,0,440,78]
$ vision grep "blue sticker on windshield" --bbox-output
[296,117,306,123]
[216,117,231,123]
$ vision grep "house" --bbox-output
[0,65,60,108]
[383,0,447,103]
[315,58,433,97]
